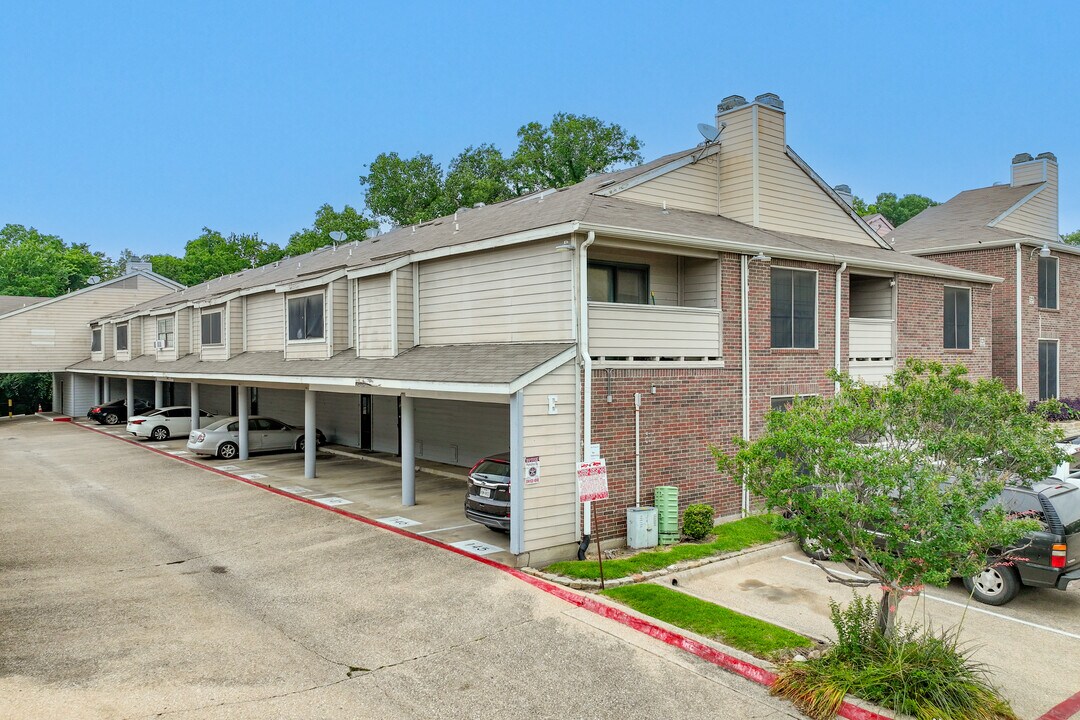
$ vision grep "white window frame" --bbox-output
[943,285,972,350]
[1038,338,1059,400]
[201,309,223,346]
[286,290,326,344]
[115,323,129,352]
[1038,255,1059,310]
[770,266,819,350]
[769,393,819,413]
[91,328,102,352]
[157,316,174,350]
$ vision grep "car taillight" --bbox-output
[1052,543,1067,569]
[131,419,145,424]
[195,432,205,442]
[91,407,100,413]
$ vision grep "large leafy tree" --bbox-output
[174,228,284,286]
[511,112,643,190]
[283,204,378,257]
[360,114,642,226]
[718,360,1065,638]
[0,224,110,296]
[853,192,938,227]
[1061,229,1080,245]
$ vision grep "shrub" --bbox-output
[682,504,714,541]
[773,595,1017,720]
[1029,396,1080,422]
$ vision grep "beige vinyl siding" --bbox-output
[849,277,893,318]
[229,299,243,357]
[522,362,578,550]
[356,276,393,357]
[129,321,141,359]
[191,308,202,354]
[102,324,114,360]
[716,115,756,222]
[616,155,719,214]
[176,309,191,357]
[589,247,679,306]
[284,289,329,360]
[142,316,156,356]
[997,180,1058,240]
[1012,163,1047,186]
[371,394,399,453]
[414,398,510,466]
[419,241,574,344]
[332,277,349,353]
[200,304,228,361]
[680,257,719,308]
[396,266,414,351]
[0,277,176,373]
[245,291,283,352]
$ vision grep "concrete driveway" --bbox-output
[0,417,803,719]
[672,546,1080,720]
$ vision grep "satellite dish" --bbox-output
[364,227,381,239]
[329,230,346,243]
[86,276,101,285]
[697,123,722,143]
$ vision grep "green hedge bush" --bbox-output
[682,503,714,541]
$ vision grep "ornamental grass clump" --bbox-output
[773,595,1017,720]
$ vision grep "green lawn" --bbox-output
[602,584,813,658]
[544,514,783,580]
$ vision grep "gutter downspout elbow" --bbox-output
[1015,243,1023,395]
[834,262,847,394]
[578,230,596,560]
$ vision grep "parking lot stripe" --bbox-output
[69,421,889,720]
[417,523,476,535]
[782,555,1080,641]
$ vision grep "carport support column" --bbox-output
[154,380,163,410]
[238,385,249,461]
[509,390,525,555]
[304,389,316,479]
[51,373,62,413]
[400,395,415,506]
[126,378,134,418]
[190,383,200,431]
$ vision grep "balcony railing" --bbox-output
[849,317,894,385]
[588,302,722,359]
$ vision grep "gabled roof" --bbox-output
[887,184,1071,254]
[0,270,184,322]
[0,295,49,315]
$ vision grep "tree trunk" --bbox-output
[877,587,901,639]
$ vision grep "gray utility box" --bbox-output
[626,506,659,549]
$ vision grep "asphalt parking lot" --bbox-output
[672,546,1080,720]
[79,416,521,564]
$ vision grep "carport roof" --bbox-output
[67,343,576,394]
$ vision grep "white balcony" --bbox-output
[588,302,722,360]
[849,317,894,385]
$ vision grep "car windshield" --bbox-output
[472,459,510,481]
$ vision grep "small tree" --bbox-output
[717,360,1065,638]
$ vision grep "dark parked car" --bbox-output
[464,452,511,531]
[87,398,153,425]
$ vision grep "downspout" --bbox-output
[740,254,750,517]
[834,262,847,394]
[1015,243,1023,395]
[578,230,596,559]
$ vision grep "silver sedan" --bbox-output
[187,416,326,460]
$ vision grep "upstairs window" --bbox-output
[288,293,324,340]
[770,268,816,348]
[91,328,102,352]
[115,324,129,351]
[587,261,649,304]
[201,311,222,345]
[157,317,174,349]
[943,287,971,350]
[1038,255,1058,310]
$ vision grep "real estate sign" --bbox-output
[577,460,609,502]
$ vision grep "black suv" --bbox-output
[87,398,153,425]
[464,453,511,531]
[964,480,1080,605]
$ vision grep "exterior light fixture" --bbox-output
[751,251,771,262]
[554,241,575,251]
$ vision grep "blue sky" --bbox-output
[2,2,1077,258]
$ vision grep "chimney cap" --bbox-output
[754,92,784,110]
[1036,151,1057,163]
[717,95,748,113]
[834,184,852,194]
[1012,153,1034,164]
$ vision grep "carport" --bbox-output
[66,343,578,556]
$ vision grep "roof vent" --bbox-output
[1012,153,1034,164]
[717,95,748,113]
[754,92,784,110]
[1036,151,1058,163]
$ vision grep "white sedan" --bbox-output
[187,416,326,460]
[127,406,218,441]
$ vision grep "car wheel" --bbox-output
[104,412,120,425]
[296,436,307,452]
[799,535,832,561]
[150,426,170,441]
[218,442,239,460]
[964,565,1021,606]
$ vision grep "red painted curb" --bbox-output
[1039,689,1080,720]
[71,421,889,720]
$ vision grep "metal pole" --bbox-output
[126,378,134,418]
[634,392,641,508]
[154,380,163,409]
[304,389,316,479]
[509,390,525,555]
[593,502,604,590]
[238,384,249,461]
[400,394,415,506]
[190,383,200,432]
